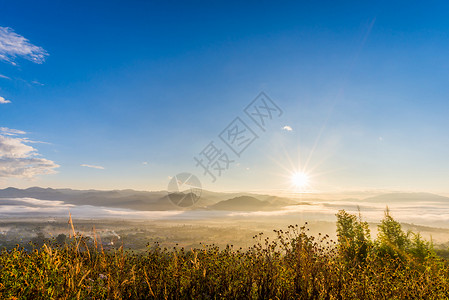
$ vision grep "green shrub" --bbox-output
[1,210,448,299]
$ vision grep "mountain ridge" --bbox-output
[0,187,298,211]
[1,188,447,212]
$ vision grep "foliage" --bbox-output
[336,208,371,265]
[375,207,411,260]
[1,210,449,299]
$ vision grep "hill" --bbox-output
[0,187,298,211]
[363,192,449,203]
[209,196,276,211]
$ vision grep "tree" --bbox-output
[336,209,371,264]
[55,233,67,246]
[376,207,410,259]
[31,231,47,248]
[409,232,433,262]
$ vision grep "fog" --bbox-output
[2,197,449,229]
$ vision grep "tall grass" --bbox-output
[1,210,448,299]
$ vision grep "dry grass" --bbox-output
[0,211,448,299]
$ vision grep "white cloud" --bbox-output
[0,74,10,80]
[0,127,26,136]
[81,164,105,170]
[0,130,59,179]
[282,125,293,131]
[31,80,44,86]
[0,136,35,158]
[0,96,11,104]
[0,26,48,65]
[142,161,148,165]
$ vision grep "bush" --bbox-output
[0,210,448,299]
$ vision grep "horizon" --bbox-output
[2,185,449,231]
[3,3,449,297]
[2,2,449,196]
[4,185,449,200]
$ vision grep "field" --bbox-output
[1,210,449,299]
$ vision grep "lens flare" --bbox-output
[291,172,309,190]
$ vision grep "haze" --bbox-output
[1,1,449,249]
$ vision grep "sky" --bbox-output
[1,1,449,195]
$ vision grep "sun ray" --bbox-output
[291,172,310,190]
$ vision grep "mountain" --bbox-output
[363,192,449,203]
[260,195,298,206]
[0,187,299,211]
[209,196,276,211]
[6,188,446,212]
[0,187,67,200]
[0,187,173,210]
[5,188,446,212]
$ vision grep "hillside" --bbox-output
[209,196,276,211]
[363,192,449,203]
[0,187,298,211]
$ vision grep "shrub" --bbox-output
[0,210,448,299]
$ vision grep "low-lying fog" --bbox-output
[1,196,449,229]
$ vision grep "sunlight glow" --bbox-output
[291,172,310,190]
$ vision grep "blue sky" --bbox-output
[1,1,449,194]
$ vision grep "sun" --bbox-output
[291,172,310,190]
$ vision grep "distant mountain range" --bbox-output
[362,192,449,203]
[0,187,447,212]
[0,187,299,211]
[209,196,277,211]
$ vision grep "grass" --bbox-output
[0,211,449,299]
